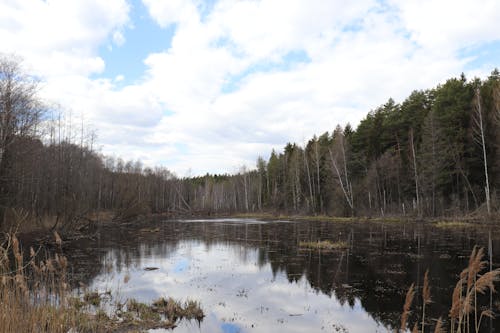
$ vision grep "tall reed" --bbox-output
[400,246,500,333]
[422,269,431,332]
[401,283,415,331]
[451,246,500,333]
[0,233,102,332]
[1,232,204,333]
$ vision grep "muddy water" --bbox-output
[64,219,500,332]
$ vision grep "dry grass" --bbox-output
[232,213,412,224]
[231,213,358,223]
[435,221,475,229]
[400,283,415,331]
[0,232,204,333]
[232,212,277,219]
[295,216,356,223]
[299,240,348,250]
[422,269,432,332]
[434,317,444,333]
[0,233,89,333]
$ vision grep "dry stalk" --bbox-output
[401,283,415,332]
[422,269,432,332]
[450,246,498,333]
[433,317,443,333]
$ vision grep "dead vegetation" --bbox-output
[0,232,203,333]
[398,246,500,333]
[299,240,349,250]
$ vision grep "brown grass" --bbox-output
[400,283,415,332]
[450,278,464,326]
[435,221,475,229]
[299,240,348,250]
[434,317,444,333]
[0,233,204,333]
[402,246,500,333]
[422,269,432,332]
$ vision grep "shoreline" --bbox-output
[7,209,500,244]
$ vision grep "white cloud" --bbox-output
[0,0,129,76]
[142,0,199,27]
[1,0,499,176]
[389,0,500,50]
[112,30,126,46]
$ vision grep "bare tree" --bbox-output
[329,126,354,215]
[0,55,43,167]
[472,88,491,215]
[313,138,322,213]
[0,55,45,224]
[409,128,420,215]
[303,144,314,212]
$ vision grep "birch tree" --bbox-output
[472,88,491,214]
[409,128,420,214]
[329,126,354,215]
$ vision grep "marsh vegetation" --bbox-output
[0,233,203,333]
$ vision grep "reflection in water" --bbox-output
[62,219,500,333]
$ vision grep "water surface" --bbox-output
[63,218,500,332]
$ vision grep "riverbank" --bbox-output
[228,211,500,227]
[4,209,500,245]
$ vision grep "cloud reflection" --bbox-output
[89,239,382,332]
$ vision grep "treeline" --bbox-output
[185,71,500,218]
[0,55,181,231]
[2,54,500,231]
[0,55,263,230]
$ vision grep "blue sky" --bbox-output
[1,0,499,176]
[97,0,173,85]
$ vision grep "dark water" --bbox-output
[61,218,500,332]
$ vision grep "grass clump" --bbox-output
[83,291,101,307]
[152,297,204,322]
[370,217,405,223]
[183,299,204,321]
[298,216,355,223]
[299,240,348,250]
[435,221,475,229]
[127,299,161,322]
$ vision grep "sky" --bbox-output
[1,0,500,176]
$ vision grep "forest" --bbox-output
[2,54,500,232]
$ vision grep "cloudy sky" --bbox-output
[1,0,500,176]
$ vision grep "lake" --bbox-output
[61,218,499,333]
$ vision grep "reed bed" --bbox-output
[398,246,500,333]
[0,232,203,333]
